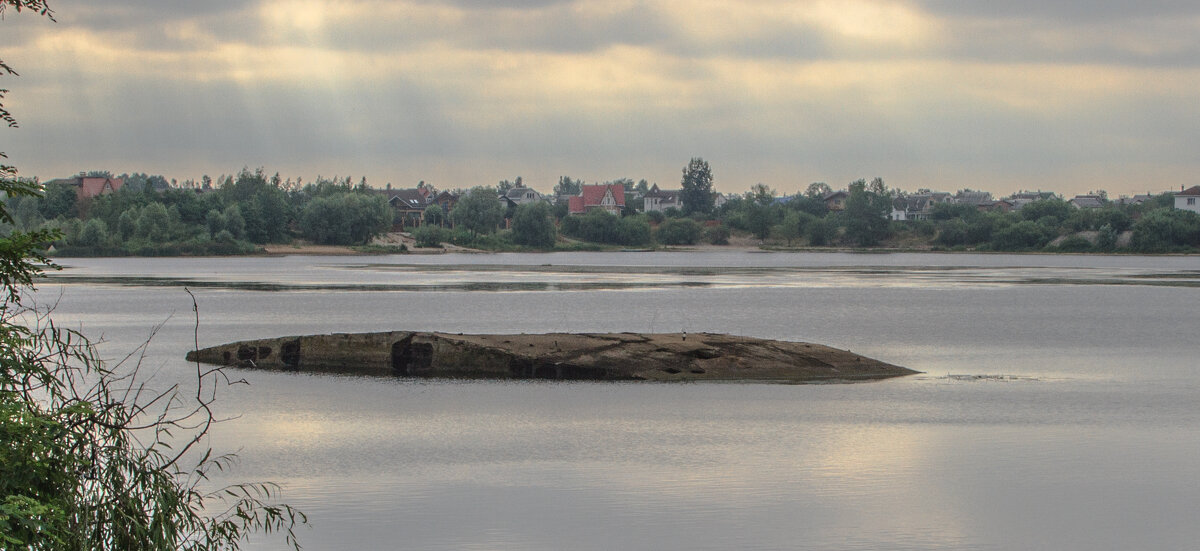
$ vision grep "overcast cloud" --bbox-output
[3,0,1199,196]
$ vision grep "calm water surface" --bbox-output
[33,252,1200,550]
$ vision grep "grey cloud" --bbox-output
[914,0,1200,22]
[52,0,256,33]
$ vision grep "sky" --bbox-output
[3,0,1199,197]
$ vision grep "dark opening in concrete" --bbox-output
[281,339,301,368]
[392,338,433,375]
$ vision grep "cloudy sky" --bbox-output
[3,0,1199,196]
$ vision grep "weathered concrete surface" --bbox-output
[185,332,918,383]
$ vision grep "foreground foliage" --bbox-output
[2,3,305,547]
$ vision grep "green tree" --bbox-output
[38,181,77,220]
[450,186,504,237]
[1096,223,1118,251]
[842,179,891,246]
[298,192,391,245]
[510,202,557,248]
[772,211,807,246]
[1020,198,1072,224]
[805,182,832,198]
[553,176,583,196]
[807,217,836,246]
[116,209,137,240]
[745,202,775,242]
[747,183,775,206]
[680,157,715,216]
[136,202,171,240]
[204,208,226,238]
[1130,208,1200,252]
[75,218,108,247]
[423,204,445,227]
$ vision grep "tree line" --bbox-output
[413,159,1200,253]
[2,168,394,255]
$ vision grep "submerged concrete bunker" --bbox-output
[186,332,918,383]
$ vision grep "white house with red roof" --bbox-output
[1175,186,1200,214]
[568,184,625,215]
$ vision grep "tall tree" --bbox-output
[747,183,775,206]
[842,179,892,246]
[554,176,583,196]
[511,202,557,248]
[451,186,505,237]
[805,182,832,198]
[680,157,715,216]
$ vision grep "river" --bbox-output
[33,251,1200,550]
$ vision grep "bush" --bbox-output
[411,225,447,248]
[706,224,730,245]
[991,220,1055,250]
[807,218,836,246]
[935,219,968,247]
[616,216,652,247]
[1131,208,1200,252]
[655,218,702,245]
[1053,235,1094,252]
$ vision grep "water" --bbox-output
[32,252,1200,550]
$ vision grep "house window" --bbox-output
[1189,198,1196,205]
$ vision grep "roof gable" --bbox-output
[77,177,124,198]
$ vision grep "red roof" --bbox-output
[77,177,124,199]
[574,184,625,213]
[1177,185,1200,196]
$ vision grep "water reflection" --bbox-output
[26,252,1200,551]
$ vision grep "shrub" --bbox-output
[412,225,447,248]
[706,224,730,245]
[656,218,702,245]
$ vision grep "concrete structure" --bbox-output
[187,331,917,383]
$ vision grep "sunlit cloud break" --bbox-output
[3,0,1200,196]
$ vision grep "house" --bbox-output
[953,190,993,207]
[1175,186,1200,214]
[568,184,625,215]
[46,175,125,200]
[1069,195,1105,209]
[1007,190,1057,211]
[889,192,953,221]
[823,190,849,211]
[642,184,682,212]
[375,187,431,227]
[982,200,1014,213]
[503,185,545,206]
[431,190,459,213]
[1116,194,1154,207]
